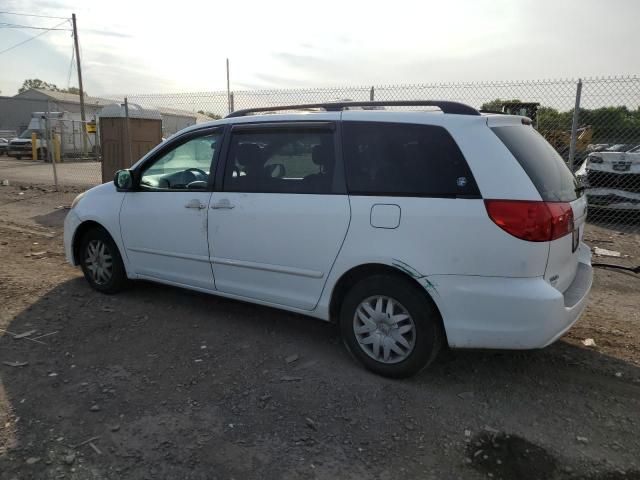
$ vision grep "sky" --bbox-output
[0,0,639,97]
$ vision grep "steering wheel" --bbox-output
[185,167,207,178]
[180,168,207,190]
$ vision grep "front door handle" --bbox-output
[211,199,235,210]
[185,199,206,209]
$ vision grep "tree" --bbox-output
[62,87,81,95]
[18,79,86,96]
[197,110,222,120]
[18,78,59,93]
[480,99,508,112]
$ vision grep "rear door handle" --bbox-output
[185,199,206,209]
[211,199,235,209]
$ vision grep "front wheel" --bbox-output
[339,274,443,378]
[79,228,127,294]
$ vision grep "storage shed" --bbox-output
[98,103,162,182]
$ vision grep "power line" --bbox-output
[0,11,70,20]
[0,19,69,56]
[0,22,71,31]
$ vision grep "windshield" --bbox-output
[19,129,39,139]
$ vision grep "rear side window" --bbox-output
[491,126,579,202]
[342,122,479,197]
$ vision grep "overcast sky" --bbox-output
[0,0,638,97]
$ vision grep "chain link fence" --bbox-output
[1,76,639,233]
[0,96,102,193]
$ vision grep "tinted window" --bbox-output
[491,126,579,202]
[224,128,336,194]
[342,122,479,197]
[140,132,221,191]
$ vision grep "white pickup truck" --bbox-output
[8,112,96,160]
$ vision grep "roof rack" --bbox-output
[226,100,480,118]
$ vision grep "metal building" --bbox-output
[0,89,207,138]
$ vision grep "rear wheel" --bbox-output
[339,274,443,378]
[79,228,127,294]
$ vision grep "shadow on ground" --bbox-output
[1,278,639,479]
[32,208,69,229]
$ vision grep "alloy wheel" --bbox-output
[352,295,416,364]
[84,239,113,285]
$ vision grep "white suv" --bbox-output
[64,101,592,378]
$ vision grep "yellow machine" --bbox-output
[499,102,592,161]
[543,126,592,159]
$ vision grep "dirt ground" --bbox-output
[0,182,639,480]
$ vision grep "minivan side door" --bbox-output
[208,120,350,310]
[119,128,223,290]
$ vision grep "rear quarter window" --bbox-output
[491,125,579,202]
[342,122,480,197]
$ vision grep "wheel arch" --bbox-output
[72,220,115,265]
[328,263,447,341]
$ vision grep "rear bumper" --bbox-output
[428,243,593,349]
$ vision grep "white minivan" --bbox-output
[64,101,592,378]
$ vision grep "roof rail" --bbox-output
[226,100,480,118]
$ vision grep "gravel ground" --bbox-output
[0,183,639,480]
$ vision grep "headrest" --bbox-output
[312,144,334,169]
[236,143,262,168]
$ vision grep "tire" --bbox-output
[15,155,22,160]
[339,274,443,378]
[79,228,127,294]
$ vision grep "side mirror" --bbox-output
[114,169,133,190]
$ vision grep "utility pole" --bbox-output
[72,13,88,157]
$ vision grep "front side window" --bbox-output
[140,131,222,190]
[224,128,336,194]
[342,122,479,197]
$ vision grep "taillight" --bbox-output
[484,200,574,242]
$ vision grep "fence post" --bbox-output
[72,120,77,155]
[370,86,375,101]
[46,102,59,191]
[568,79,583,172]
[226,58,232,114]
[124,97,133,167]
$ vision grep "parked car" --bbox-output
[576,144,640,211]
[586,143,610,153]
[604,143,635,153]
[64,101,592,378]
[0,138,8,155]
